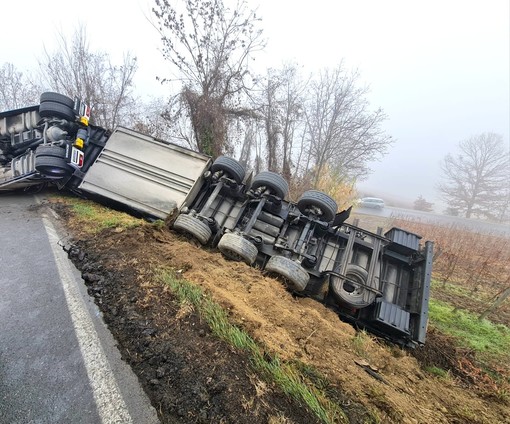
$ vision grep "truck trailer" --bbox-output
[0,92,433,347]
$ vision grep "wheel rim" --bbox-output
[330,264,374,308]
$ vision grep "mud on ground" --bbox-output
[51,202,510,424]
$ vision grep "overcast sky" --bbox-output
[3,0,509,210]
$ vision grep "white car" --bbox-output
[359,197,385,209]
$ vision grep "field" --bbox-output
[49,195,510,423]
[391,218,510,329]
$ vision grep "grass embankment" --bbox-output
[54,195,510,413]
[429,298,510,359]
[159,270,349,424]
[425,279,510,401]
[51,195,355,423]
[51,194,144,234]
[427,297,510,402]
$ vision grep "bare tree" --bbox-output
[262,70,280,172]
[39,26,138,129]
[238,121,256,168]
[280,66,307,182]
[257,64,307,180]
[0,63,40,110]
[438,133,510,220]
[303,64,392,185]
[131,97,173,140]
[152,0,265,157]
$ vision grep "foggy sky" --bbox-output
[3,0,509,211]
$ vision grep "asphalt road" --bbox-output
[0,193,159,424]
[354,205,510,237]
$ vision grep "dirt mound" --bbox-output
[411,328,504,393]
[54,204,510,424]
[67,229,322,424]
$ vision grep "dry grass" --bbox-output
[348,213,510,327]
[392,219,510,296]
[390,217,510,333]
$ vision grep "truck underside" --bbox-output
[173,168,433,347]
[1,93,433,347]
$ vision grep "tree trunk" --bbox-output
[478,285,510,321]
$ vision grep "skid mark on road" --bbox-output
[42,215,134,424]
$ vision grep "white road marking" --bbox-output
[42,216,134,424]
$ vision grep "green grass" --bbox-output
[51,195,144,233]
[159,270,350,424]
[429,298,510,358]
[424,366,450,379]
[69,202,96,218]
[431,279,474,298]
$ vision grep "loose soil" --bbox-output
[49,201,510,424]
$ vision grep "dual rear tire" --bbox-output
[297,190,337,223]
[39,92,76,121]
[265,255,309,292]
[34,145,73,177]
[250,171,289,199]
[217,232,258,265]
[173,213,212,245]
[210,156,246,184]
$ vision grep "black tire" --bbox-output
[217,232,258,265]
[40,92,75,109]
[330,264,375,308]
[173,213,212,245]
[265,255,309,292]
[297,190,337,223]
[35,156,73,177]
[35,145,67,159]
[210,156,245,184]
[39,102,76,121]
[250,171,289,199]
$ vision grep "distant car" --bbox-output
[359,197,385,209]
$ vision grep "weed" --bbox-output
[351,330,372,359]
[151,219,166,229]
[494,388,509,404]
[268,414,293,424]
[449,405,480,423]
[424,366,450,379]
[388,344,406,358]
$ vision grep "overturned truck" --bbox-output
[1,92,433,348]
